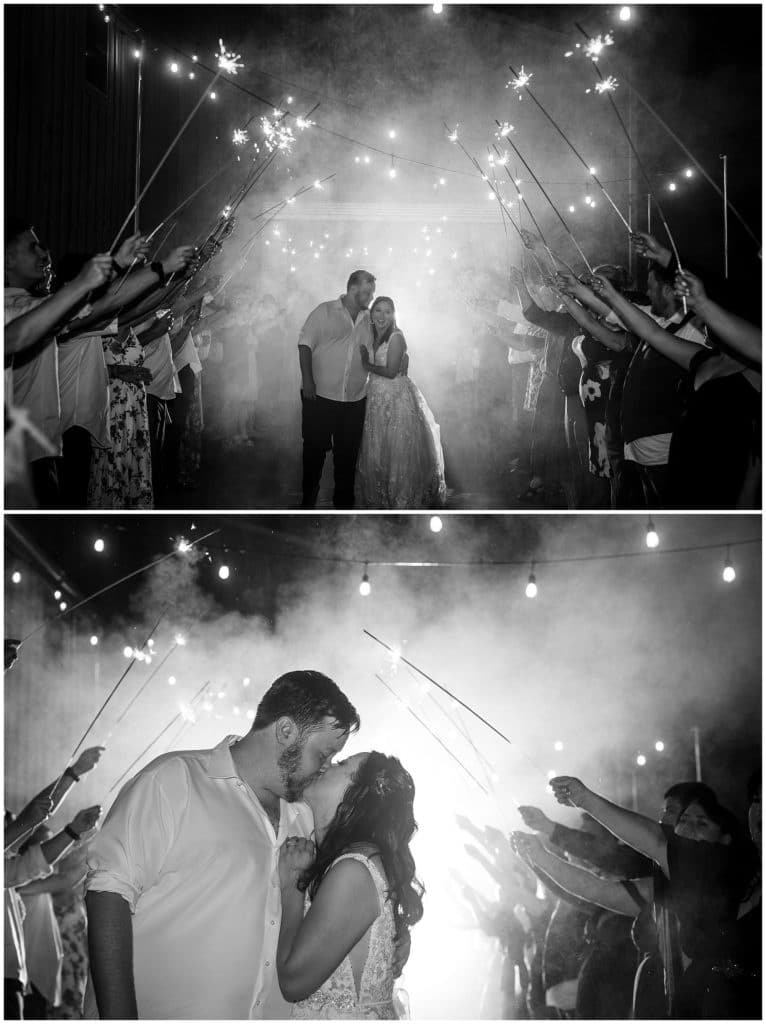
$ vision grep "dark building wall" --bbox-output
[5,5,138,262]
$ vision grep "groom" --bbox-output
[298,270,375,508]
[83,670,360,1019]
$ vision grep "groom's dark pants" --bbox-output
[301,393,366,508]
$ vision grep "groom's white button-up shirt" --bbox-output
[83,736,313,1020]
[298,296,371,402]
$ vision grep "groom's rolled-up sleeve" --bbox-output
[298,305,324,351]
[85,759,186,913]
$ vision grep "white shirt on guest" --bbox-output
[143,334,181,400]
[5,844,53,988]
[298,295,371,402]
[21,891,64,1005]
[5,288,62,460]
[83,736,314,1020]
[57,320,116,449]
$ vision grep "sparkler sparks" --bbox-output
[495,121,514,138]
[295,115,314,130]
[507,66,532,95]
[584,32,614,60]
[216,38,244,75]
[232,128,249,145]
[261,116,295,152]
[447,124,460,143]
[595,75,619,94]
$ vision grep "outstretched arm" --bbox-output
[592,275,701,370]
[550,776,669,874]
[552,287,629,352]
[277,840,381,1002]
[675,271,761,365]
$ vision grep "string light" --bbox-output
[388,129,397,139]
[175,634,187,646]
[59,601,68,611]
[684,168,694,178]
[568,204,576,213]
[123,646,133,658]
[619,6,632,20]
[170,62,179,74]
[389,156,397,179]
[177,538,192,553]
[433,2,444,11]
[554,740,564,751]
[54,589,62,600]
[668,182,677,191]
[218,564,231,580]
[94,538,105,552]
[147,638,154,647]
[722,547,736,583]
[645,519,659,549]
[243,677,251,686]
[168,676,177,686]
[429,516,443,533]
[11,571,21,584]
[359,564,372,597]
[655,740,665,752]
[89,635,99,646]
[133,49,142,59]
[525,564,538,599]
[636,754,647,766]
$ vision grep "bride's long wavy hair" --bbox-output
[299,751,425,936]
[370,297,398,349]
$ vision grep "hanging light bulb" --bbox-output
[11,571,21,584]
[429,516,443,533]
[668,181,677,192]
[654,740,665,752]
[722,547,736,583]
[645,518,659,548]
[59,601,68,611]
[54,589,62,600]
[619,6,631,21]
[359,564,372,597]
[389,156,397,179]
[168,676,177,686]
[636,754,647,766]
[525,564,538,599]
[94,538,105,552]
[89,635,99,646]
[218,564,231,580]
[554,740,564,751]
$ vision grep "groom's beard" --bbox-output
[278,741,312,801]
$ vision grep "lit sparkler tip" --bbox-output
[232,128,249,145]
[446,123,459,143]
[295,116,314,130]
[595,75,619,94]
[509,65,533,91]
[584,32,614,60]
[313,179,323,190]
[217,38,244,75]
[496,121,514,137]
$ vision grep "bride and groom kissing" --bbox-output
[83,670,423,1019]
[299,270,447,510]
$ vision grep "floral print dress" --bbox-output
[87,329,153,508]
[572,334,614,479]
[50,888,88,1019]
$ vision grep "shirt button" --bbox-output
[270,920,275,925]
[265,961,271,967]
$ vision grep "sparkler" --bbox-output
[232,128,249,146]
[113,641,181,725]
[507,62,632,234]
[507,64,533,96]
[495,121,514,138]
[374,674,489,794]
[583,32,614,60]
[594,75,619,94]
[109,39,245,253]
[52,606,169,794]
[20,530,220,644]
[495,129,592,273]
[108,679,211,795]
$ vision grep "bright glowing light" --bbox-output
[59,601,68,611]
[296,115,314,130]
[177,538,192,553]
[568,204,576,213]
[175,634,186,646]
[447,125,459,143]
[11,571,21,584]
[54,589,62,600]
[88,635,98,647]
[554,740,564,752]
[636,754,647,766]
[564,50,574,57]
[104,14,110,22]
[388,129,397,139]
[210,91,217,100]
[354,156,361,164]
[668,182,677,191]
[168,676,177,686]
[439,177,446,185]
[547,770,556,780]
[646,521,660,548]
[433,2,443,11]
[147,638,154,648]
[585,33,614,60]
[191,54,198,62]
[261,116,295,152]
[179,703,196,723]
[684,168,693,178]
[232,128,249,145]
[313,179,323,190]
[389,167,397,179]
[589,166,597,175]
[246,708,256,720]
[359,572,371,597]
[135,650,145,662]
[430,516,443,533]
[619,6,631,20]
[287,95,294,103]
[123,646,133,658]
[509,65,533,91]
[170,62,179,74]
[488,191,496,201]
[525,573,538,599]
[145,655,152,665]
[595,75,619,94]
[497,121,514,137]
[94,538,105,552]
[655,740,665,752]
[217,38,244,75]
[243,677,251,686]
[218,564,230,580]
[133,49,142,59]
[723,563,736,583]
[189,72,195,80]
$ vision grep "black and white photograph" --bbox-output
[3,3,763,1022]
[4,3,761,510]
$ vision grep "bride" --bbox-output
[277,751,424,1018]
[356,297,447,508]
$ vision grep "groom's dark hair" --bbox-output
[347,269,375,291]
[251,670,360,736]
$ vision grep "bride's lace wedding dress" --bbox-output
[357,336,447,509]
[291,852,398,1019]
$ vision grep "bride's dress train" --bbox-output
[357,339,447,509]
